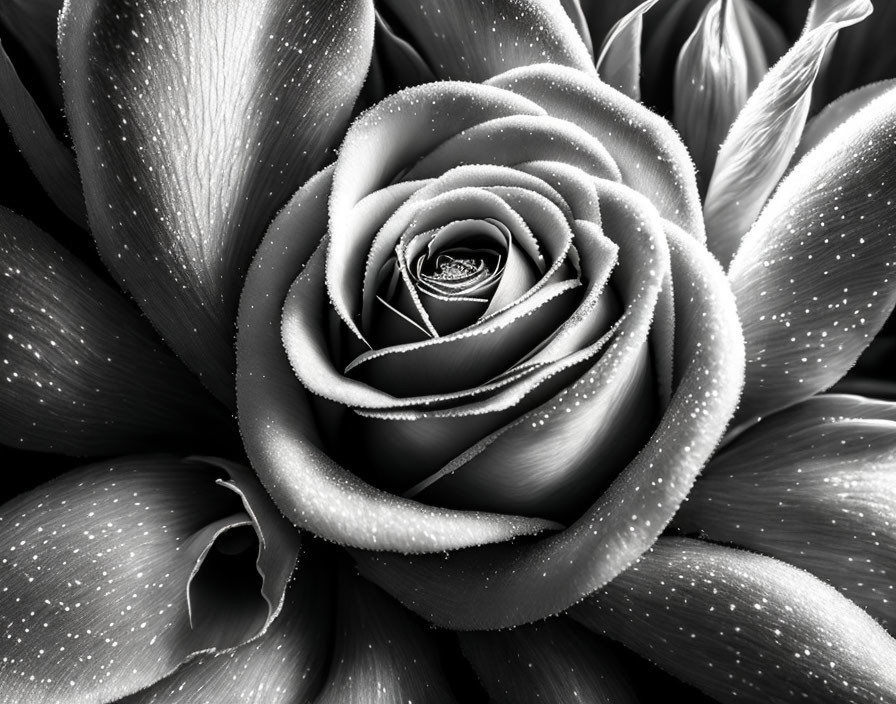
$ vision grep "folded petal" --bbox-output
[673,394,896,631]
[729,83,896,422]
[58,0,375,404]
[572,537,896,704]
[0,37,86,227]
[376,0,595,81]
[310,568,458,703]
[116,557,331,704]
[355,223,744,629]
[596,0,660,100]
[704,0,871,266]
[0,207,229,456]
[237,168,559,553]
[459,617,639,703]
[0,456,300,703]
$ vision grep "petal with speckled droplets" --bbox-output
[115,558,331,704]
[0,207,230,457]
[376,0,595,82]
[729,83,896,423]
[572,537,896,704]
[353,224,744,629]
[673,394,896,633]
[313,567,457,704]
[0,456,300,704]
[58,0,375,405]
[459,618,639,703]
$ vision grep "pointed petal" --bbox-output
[572,537,896,704]
[58,0,375,404]
[116,558,331,704]
[354,224,745,629]
[596,0,660,101]
[729,83,896,422]
[0,207,228,456]
[559,0,595,57]
[704,0,872,267]
[673,394,896,632]
[376,0,595,81]
[237,168,559,553]
[313,568,457,704]
[0,37,86,227]
[0,456,300,703]
[674,0,751,188]
[578,0,645,58]
[460,618,639,704]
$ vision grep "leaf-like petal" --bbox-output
[673,394,896,632]
[0,207,228,456]
[596,0,660,100]
[729,84,896,422]
[59,0,375,404]
[572,537,896,704]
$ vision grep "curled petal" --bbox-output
[703,0,872,267]
[0,456,300,703]
[459,618,639,703]
[596,0,660,100]
[314,568,457,704]
[355,223,745,628]
[729,83,896,422]
[673,394,896,632]
[0,0,63,108]
[376,0,595,81]
[237,168,559,553]
[572,537,896,704]
[59,0,375,404]
[0,207,228,456]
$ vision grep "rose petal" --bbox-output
[459,618,639,704]
[703,0,872,267]
[489,64,704,240]
[361,9,436,105]
[596,0,661,100]
[313,567,457,704]
[578,0,645,56]
[572,537,896,704]
[115,559,330,704]
[0,37,85,226]
[376,0,595,81]
[0,456,299,703]
[673,394,896,632]
[59,0,375,404]
[728,84,896,422]
[0,0,63,109]
[354,223,744,628]
[0,207,229,456]
[237,168,560,553]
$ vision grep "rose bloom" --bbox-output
[2,0,896,702]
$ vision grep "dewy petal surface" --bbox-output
[376,0,595,81]
[703,0,872,267]
[58,0,375,404]
[673,394,896,632]
[0,456,300,704]
[355,224,745,629]
[572,538,896,704]
[459,618,639,703]
[0,207,228,456]
[729,83,896,422]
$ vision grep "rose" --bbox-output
[237,61,746,630]
[4,0,896,702]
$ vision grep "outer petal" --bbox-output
[116,559,331,704]
[596,0,660,101]
[376,0,595,81]
[729,84,896,422]
[354,223,745,629]
[0,0,63,108]
[58,0,375,404]
[572,538,896,704]
[703,0,872,266]
[459,618,639,703]
[0,456,300,704]
[0,207,229,456]
[313,568,457,704]
[236,168,559,554]
[673,394,896,631]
